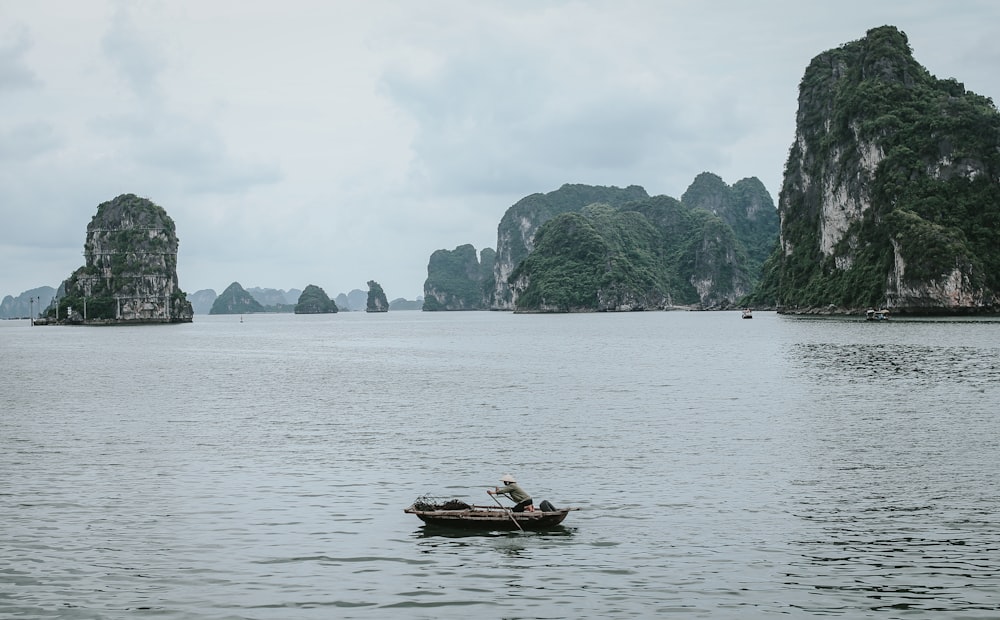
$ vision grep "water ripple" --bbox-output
[2,313,999,618]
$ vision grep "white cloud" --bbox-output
[101,6,167,99]
[0,27,40,92]
[0,121,60,160]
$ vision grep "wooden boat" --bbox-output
[405,498,577,530]
[865,308,890,321]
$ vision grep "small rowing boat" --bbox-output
[404,497,577,530]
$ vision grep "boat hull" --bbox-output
[404,505,575,530]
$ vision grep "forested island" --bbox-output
[424,25,1000,315]
[44,194,194,324]
[11,27,999,319]
[751,26,999,314]
[424,176,777,312]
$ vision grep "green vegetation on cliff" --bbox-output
[506,177,772,312]
[366,280,389,312]
[682,173,778,272]
[498,184,651,274]
[492,184,652,309]
[754,26,1000,311]
[57,193,193,322]
[295,284,338,314]
[510,212,612,311]
[210,282,265,314]
[422,244,496,310]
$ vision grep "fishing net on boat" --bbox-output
[411,495,471,511]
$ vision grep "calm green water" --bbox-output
[2,311,998,618]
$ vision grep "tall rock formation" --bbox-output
[366,280,389,312]
[757,26,1000,313]
[295,284,338,314]
[0,287,56,319]
[509,208,671,312]
[508,186,764,312]
[188,289,218,315]
[491,184,650,309]
[681,172,779,271]
[210,282,264,314]
[422,244,496,310]
[58,194,193,323]
[479,179,773,312]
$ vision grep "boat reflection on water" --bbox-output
[411,523,575,539]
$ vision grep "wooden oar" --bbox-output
[489,490,523,532]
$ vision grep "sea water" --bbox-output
[2,311,998,618]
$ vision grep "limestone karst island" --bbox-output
[36,194,194,325]
[10,26,1000,321]
[422,26,999,315]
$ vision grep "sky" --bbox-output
[2,1,999,301]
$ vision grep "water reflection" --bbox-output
[412,524,575,540]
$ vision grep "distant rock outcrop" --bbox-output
[480,180,775,312]
[189,289,217,315]
[422,244,496,310]
[248,287,301,309]
[56,194,193,323]
[0,286,56,320]
[335,289,367,312]
[754,26,1000,313]
[492,184,650,310]
[295,284,338,313]
[366,280,389,312]
[389,297,422,310]
[210,282,265,314]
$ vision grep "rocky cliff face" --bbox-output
[210,281,264,314]
[681,173,779,269]
[295,284,338,314]
[758,26,1000,313]
[422,244,495,310]
[491,184,650,310]
[59,194,193,322]
[493,178,771,312]
[366,280,389,312]
[0,287,56,319]
[188,289,218,315]
[506,178,769,313]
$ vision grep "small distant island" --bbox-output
[365,280,389,313]
[294,284,338,314]
[199,280,419,315]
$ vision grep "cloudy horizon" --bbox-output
[2,1,998,301]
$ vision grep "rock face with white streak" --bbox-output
[756,26,1000,313]
[58,194,194,323]
[491,184,650,310]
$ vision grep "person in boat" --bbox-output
[488,474,534,512]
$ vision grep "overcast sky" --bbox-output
[2,1,998,300]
